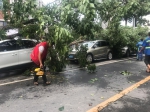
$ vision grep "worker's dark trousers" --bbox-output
[31,62,47,83]
[144,55,150,66]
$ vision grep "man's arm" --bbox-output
[139,46,145,53]
[139,41,145,53]
[38,46,44,68]
[38,51,43,68]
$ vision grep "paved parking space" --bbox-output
[0,57,150,112]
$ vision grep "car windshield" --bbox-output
[81,41,95,48]
[69,42,83,51]
[69,41,96,51]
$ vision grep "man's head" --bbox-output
[42,42,49,48]
[141,38,143,41]
[47,42,54,48]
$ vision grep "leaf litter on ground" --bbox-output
[120,70,132,76]
[88,78,98,83]
[59,106,64,111]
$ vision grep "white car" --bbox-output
[0,38,37,72]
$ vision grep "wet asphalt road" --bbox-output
[0,56,150,112]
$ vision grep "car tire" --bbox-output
[126,50,130,57]
[107,52,113,60]
[86,54,93,63]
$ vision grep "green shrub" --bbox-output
[76,45,88,68]
[100,25,149,58]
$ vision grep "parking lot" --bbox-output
[1,57,150,112]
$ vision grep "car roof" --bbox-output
[83,40,106,43]
[0,38,37,44]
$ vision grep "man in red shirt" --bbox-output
[30,41,51,85]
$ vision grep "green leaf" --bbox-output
[59,106,64,111]
[65,4,71,10]
[41,22,45,26]
[90,3,95,9]
[83,0,88,4]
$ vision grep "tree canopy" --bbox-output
[2,0,150,71]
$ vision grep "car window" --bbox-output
[101,41,107,46]
[83,42,95,48]
[0,40,17,52]
[17,40,36,49]
[16,40,24,49]
[23,40,36,48]
[94,41,101,48]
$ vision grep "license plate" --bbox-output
[69,55,74,58]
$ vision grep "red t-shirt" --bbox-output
[30,42,48,65]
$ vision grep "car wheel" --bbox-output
[86,54,93,63]
[126,50,130,57]
[107,52,113,60]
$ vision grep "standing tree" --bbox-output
[2,0,73,72]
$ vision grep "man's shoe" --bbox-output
[34,82,38,85]
[43,81,51,86]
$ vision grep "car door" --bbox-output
[18,40,36,64]
[99,41,109,58]
[92,41,108,58]
[90,41,102,58]
[0,40,18,69]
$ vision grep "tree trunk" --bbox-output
[125,19,127,26]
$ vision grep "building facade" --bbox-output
[0,0,6,28]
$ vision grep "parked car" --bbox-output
[68,40,113,63]
[122,46,137,57]
[0,38,37,72]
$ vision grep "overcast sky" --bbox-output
[42,0,55,5]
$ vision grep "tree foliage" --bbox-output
[101,25,149,58]
[94,0,150,57]
[2,0,150,71]
[0,29,6,40]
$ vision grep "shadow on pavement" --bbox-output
[0,70,25,79]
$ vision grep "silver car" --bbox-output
[68,40,113,63]
[122,46,136,57]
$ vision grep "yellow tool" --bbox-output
[34,68,44,76]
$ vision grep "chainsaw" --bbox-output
[34,68,44,76]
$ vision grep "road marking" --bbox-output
[87,75,150,112]
[0,57,135,86]
[95,57,134,66]
[0,78,33,86]
[60,57,136,73]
